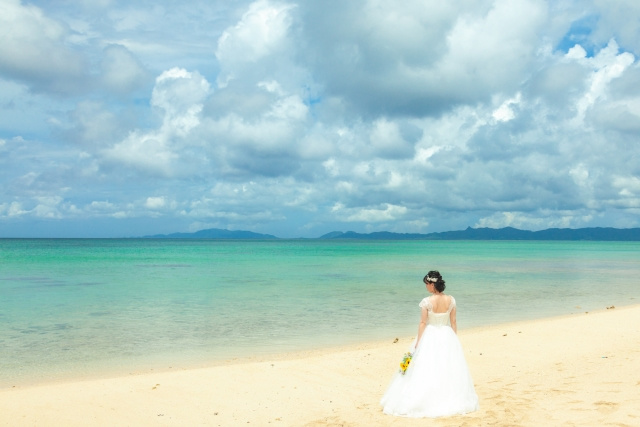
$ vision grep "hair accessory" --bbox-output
[425,276,438,283]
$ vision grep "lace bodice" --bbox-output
[419,296,456,327]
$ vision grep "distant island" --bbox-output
[319,227,640,241]
[143,228,277,239]
[141,226,640,240]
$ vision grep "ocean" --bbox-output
[1,239,638,386]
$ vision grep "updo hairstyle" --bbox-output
[424,270,446,293]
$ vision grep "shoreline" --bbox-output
[2,303,639,426]
[3,301,637,391]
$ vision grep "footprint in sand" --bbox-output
[551,389,576,394]
[302,416,355,427]
[593,401,618,414]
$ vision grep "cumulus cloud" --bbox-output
[474,211,594,230]
[103,67,211,175]
[591,0,640,55]
[368,119,417,159]
[215,0,296,87]
[3,0,640,236]
[332,203,408,222]
[100,44,150,95]
[492,93,522,122]
[1,201,28,217]
[65,101,127,147]
[145,196,166,209]
[0,196,69,220]
[0,0,86,93]
[298,0,548,117]
[570,39,635,124]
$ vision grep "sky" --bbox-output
[1,0,640,238]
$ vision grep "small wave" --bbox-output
[136,264,192,268]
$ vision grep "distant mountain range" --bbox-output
[142,226,640,240]
[319,227,640,241]
[143,228,277,239]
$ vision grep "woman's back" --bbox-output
[421,295,456,327]
[429,294,452,313]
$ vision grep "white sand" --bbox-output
[2,304,639,426]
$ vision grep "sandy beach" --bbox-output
[2,304,639,427]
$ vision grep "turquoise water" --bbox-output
[1,239,639,386]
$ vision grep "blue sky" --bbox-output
[1,0,640,237]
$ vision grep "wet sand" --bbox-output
[1,304,639,426]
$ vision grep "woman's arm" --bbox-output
[414,307,428,349]
[450,307,457,334]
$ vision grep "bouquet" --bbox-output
[399,352,413,375]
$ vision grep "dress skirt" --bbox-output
[380,324,479,418]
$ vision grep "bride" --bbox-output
[380,270,479,418]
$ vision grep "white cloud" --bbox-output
[591,0,640,55]
[8,202,27,217]
[145,196,166,209]
[109,7,155,32]
[474,211,590,230]
[257,80,285,95]
[369,118,414,158]
[1,201,28,218]
[111,211,130,219]
[87,201,115,211]
[67,101,122,146]
[152,68,211,135]
[100,44,149,94]
[613,176,640,198]
[215,0,296,87]
[103,67,210,175]
[32,196,63,218]
[571,39,635,124]
[332,203,408,223]
[566,44,587,60]
[299,0,548,116]
[323,158,339,177]
[4,1,640,237]
[0,0,85,92]
[104,132,176,175]
[492,93,522,122]
[569,164,589,187]
[415,145,445,163]
[266,95,308,121]
[437,0,547,92]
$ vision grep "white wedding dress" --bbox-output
[380,295,479,418]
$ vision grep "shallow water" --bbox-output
[1,239,638,386]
